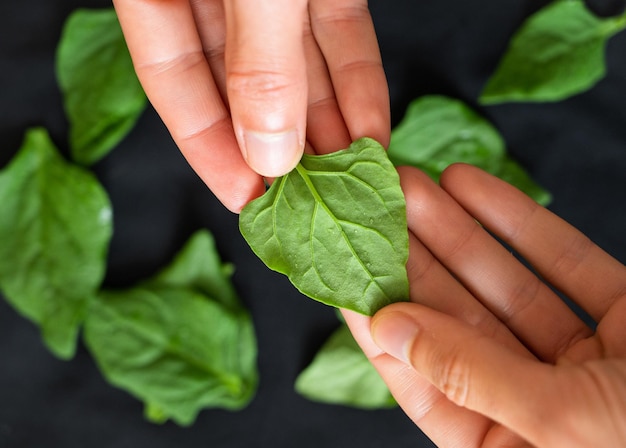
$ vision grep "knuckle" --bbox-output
[313,3,371,28]
[227,67,297,101]
[430,348,472,407]
[136,50,205,78]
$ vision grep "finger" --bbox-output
[405,231,531,357]
[302,16,352,154]
[341,310,524,448]
[191,0,352,156]
[440,163,626,323]
[188,0,228,101]
[398,167,592,361]
[113,0,264,212]
[309,0,390,147]
[371,302,555,448]
[224,0,308,177]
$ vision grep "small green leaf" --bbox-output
[239,138,409,316]
[480,0,626,104]
[56,8,147,165]
[0,128,113,359]
[388,96,551,205]
[295,324,396,409]
[150,230,240,311]
[84,230,258,426]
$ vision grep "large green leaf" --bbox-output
[56,8,147,165]
[84,230,258,426]
[388,95,505,179]
[239,138,409,316]
[480,0,626,104]
[388,95,552,205]
[0,128,113,359]
[295,323,396,409]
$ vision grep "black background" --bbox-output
[1,1,625,447]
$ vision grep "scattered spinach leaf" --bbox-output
[295,323,396,409]
[388,95,552,205]
[84,230,258,426]
[0,128,112,359]
[239,138,409,316]
[56,8,147,165]
[480,0,626,104]
[150,230,241,311]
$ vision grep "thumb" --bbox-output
[224,0,307,177]
[370,302,554,446]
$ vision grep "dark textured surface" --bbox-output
[1,1,625,447]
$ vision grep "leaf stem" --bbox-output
[603,11,626,36]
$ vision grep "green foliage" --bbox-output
[56,8,147,165]
[1,9,257,426]
[84,230,258,426]
[388,95,552,206]
[480,0,626,104]
[296,323,396,409]
[0,128,113,359]
[240,138,409,316]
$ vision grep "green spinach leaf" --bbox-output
[388,95,552,205]
[239,138,409,316]
[480,0,626,104]
[56,8,147,165]
[295,323,396,409]
[150,230,241,311]
[0,128,112,359]
[84,230,258,426]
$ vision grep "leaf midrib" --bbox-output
[293,164,389,300]
[96,294,243,393]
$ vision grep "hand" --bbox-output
[113,0,389,212]
[344,164,626,447]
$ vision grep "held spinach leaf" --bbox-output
[0,128,113,359]
[295,323,396,409]
[239,138,409,316]
[388,95,552,206]
[480,0,626,104]
[84,230,258,426]
[56,8,147,165]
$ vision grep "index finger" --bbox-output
[113,0,265,212]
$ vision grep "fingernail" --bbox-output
[243,129,302,177]
[371,312,418,364]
